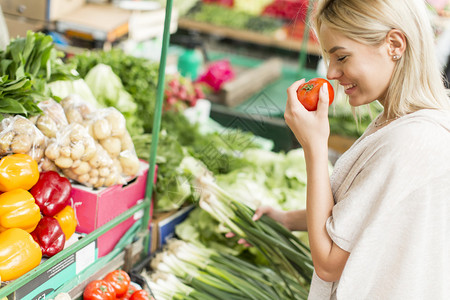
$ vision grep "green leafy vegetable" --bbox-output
[84,63,141,134]
[0,31,76,119]
[48,79,99,108]
[69,48,159,135]
[187,3,284,34]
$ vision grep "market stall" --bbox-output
[0,0,449,299]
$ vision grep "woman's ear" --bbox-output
[386,29,406,58]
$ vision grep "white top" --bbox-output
[308,109,450,300]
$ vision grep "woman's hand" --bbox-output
[284,79,331,152]
[253,206,291,230]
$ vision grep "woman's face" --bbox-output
[320,24,395,107]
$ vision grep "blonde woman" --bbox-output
[255,0,450,298]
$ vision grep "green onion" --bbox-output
[196,173,314,291]
[146,239,310,299]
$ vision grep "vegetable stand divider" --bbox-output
[0,0,173,297]
[141,0,174,255]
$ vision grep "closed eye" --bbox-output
[337,55,348,62]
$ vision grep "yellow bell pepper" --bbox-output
[0,228,42,281]
[0,153,39,192]
[54,205,77,240]
[0,189,41,233]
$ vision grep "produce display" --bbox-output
[262,0,309,20]
[0,27,372,298]
[182,0,321,46]
[83,269,153,300]
[0,32,148,291]
[147,239,309,299]
[68,48,262,212]
[186,3,285,34]
[200,0,309,20]
[68,48,159,135]
[0,154,77,282]
[0,32,142,189]
[145,153,315,298]
[197,173,313,281]
[175,148,315,259]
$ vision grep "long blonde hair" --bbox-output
[312,0,450,117]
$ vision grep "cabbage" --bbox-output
[48,79,99,108]
[84,64,137,114]
[84,64,142,134]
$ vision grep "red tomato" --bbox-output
[130,289,151,300]
[83,280,116,300]
[104,269,131,297]
[117,284,138,300]
[296,78,334,111]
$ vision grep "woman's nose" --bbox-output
[327,64,342,80]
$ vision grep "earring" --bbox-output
[393,55,400,60]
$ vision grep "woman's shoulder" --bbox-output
[386,109,450,135]
[382,109,450,153]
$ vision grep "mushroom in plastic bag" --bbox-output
[60,94,95,124]
[44,123,125,188]
[0,115,46,163]
[85,107,140,178]
[29,99,69,138]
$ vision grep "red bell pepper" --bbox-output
[31,216,65,257]
[30,171,72,217]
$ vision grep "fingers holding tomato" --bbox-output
[296,78,334,111]
[285,78,333,150]
[286,79,306,112]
